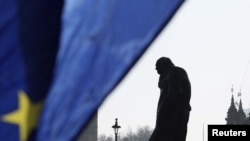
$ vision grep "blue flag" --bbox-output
[37,0,184,141]
[0,0,184,140]
[0,0,63,140]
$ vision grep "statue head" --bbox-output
[155,57,174,75]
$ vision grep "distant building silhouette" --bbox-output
[225,95,250,125]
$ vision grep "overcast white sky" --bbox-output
[98,0,250,141]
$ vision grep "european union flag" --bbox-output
[0,0,63,140]
[37,0,184,141]
[0,0,184,140]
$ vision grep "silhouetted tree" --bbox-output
[135,126,152,141]
[98,134,113,141]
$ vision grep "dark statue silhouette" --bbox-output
[149,57,191,141]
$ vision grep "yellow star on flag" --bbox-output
[1,90,43,141]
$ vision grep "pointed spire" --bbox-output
[226,95,238,124]
[230,95,237,108]
[231,94,234,104]
[239,99,243,110]
[237,99,246,124]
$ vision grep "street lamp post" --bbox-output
[112,118,121,141]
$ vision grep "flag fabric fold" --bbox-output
[37,0,184,141]
[0,0,63,140]
[0,0,184,140]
